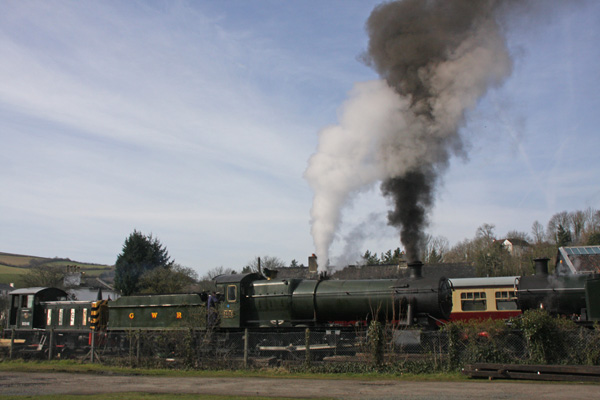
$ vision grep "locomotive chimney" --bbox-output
[407,261,423,279]
[533,258,549,276]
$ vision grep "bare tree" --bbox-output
[531,220,546,244]
[445,238,477,263]
[421,234,449,263]
[201,266,236,281]
[243,255,286,273]
[505,230,531,243]
[22,265,68,288]
[476,223,496,242]
[570,210,586,244]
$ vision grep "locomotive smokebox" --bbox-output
[407,261,423,279]
[534,257,549,276]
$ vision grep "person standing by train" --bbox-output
[207,291,219,328]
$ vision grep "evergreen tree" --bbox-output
[586,232,600,246]
[556,224,572,247]
[362,250,380,265]
[114,230,173,295]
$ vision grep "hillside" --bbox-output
[0,251,113,288]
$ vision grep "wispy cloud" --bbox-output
[1,1,599,273]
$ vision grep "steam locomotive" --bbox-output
[516,258,600,322]
[5,261,452,357]
[448,258,600,323]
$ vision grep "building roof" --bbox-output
[556,246,600,274]
[502,238,530,246]
[0,283,15,292]
[274,262,475,281]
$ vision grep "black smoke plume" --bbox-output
[364,0,512,262]
[306,0,517,268]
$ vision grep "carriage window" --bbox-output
[495,291,518,311]
[70,309,76,326]
[82,308,88,325]
[227,285,237,302]
[461,292,487,311]
[47,309,52,325]
[58,309,64,326]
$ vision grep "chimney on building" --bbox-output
[308,254,318,273]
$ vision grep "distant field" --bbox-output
[0,251,113,287]
[0,264,27,286]
[0,253,38,267]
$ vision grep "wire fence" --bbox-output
[3,313,600,372]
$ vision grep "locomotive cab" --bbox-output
[215,273,262,328]
[9,287,68,329]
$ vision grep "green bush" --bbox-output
[443,319,524,369]
[511,310,577,364]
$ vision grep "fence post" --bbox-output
[244,328,249,368]
[48,328,54,360]
[305,328,311,367]
[90,331,95,363]
[129,331,133,367]
[9,328,15,359]
[136,330,141,365]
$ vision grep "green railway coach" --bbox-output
[108,293,208,330]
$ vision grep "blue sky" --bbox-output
[1,1,599,275]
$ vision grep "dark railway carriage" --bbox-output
[45,301,93,331]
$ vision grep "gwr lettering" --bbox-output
[151,312,158,319]
[176,312,182,319]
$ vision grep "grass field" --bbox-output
[0,252,113,287]
[0,395,314,400]
[0,264,28,286]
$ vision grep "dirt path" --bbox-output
[0,371,598,399]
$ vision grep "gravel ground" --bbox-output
[0,371,598,399]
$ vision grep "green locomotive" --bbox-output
[214,264,452,329]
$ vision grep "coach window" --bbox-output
[227,285,237,302]
[461,292,487,311]
[495,291,518,310]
